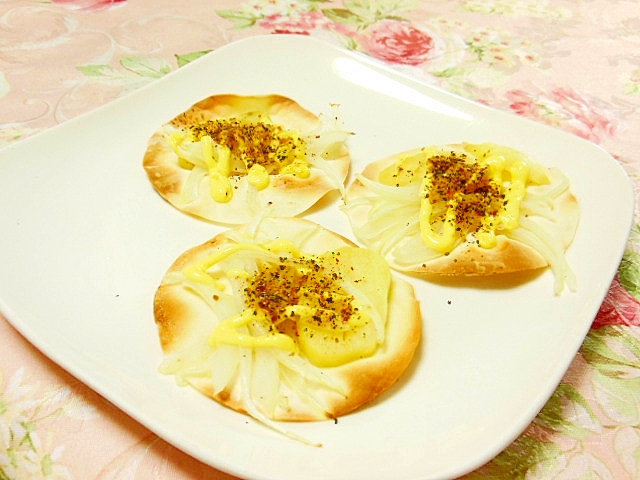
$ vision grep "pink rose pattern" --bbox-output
[257,14,438,66]
[357,19,436,65]
[506,87,617,144]
[52,0,126,10]
[593,276,640,329]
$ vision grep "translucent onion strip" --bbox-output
[509,219,577,294]
[179,166,206,205]
[209,344,241,395]
[276,353,347,397]
[237,349,321,447]
[355,174,420,201]
[251,349,281,417]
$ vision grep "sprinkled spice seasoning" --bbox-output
[426,152,505,238]
[190,117,307,174]
[243,254,356,332]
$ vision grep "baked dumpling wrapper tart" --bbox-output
[143,94,351,224]
[344,142,580,294]
[154,217,422,442]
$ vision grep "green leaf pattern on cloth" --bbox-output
[77,57,172,85]
[620,226,640,301]
[584,328,640,423]
[0,366,93,479]
[461,434,564,479]
[534,384,599,440]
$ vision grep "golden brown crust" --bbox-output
[143,94,351,224]
[170,94,320,131]
[326,278,422,417]
[345,144,579,278]
[416,236,547,276]
[154,235,229,352]
[154,218,422,421]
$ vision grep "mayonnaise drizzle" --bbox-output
[388,143,541,253]
[181,240,380,366]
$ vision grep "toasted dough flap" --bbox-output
[154,217,422,422]
[143,94,351,224]
[344,143,579,293]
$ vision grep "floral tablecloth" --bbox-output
[1,0,640,478]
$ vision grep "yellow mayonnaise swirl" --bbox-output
[172,114,310,203]
[182,240,379,367]
[201,135,233,203]
[208,308,297,353]
[380,142,546,253]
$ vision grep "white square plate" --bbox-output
[0,35,633,479]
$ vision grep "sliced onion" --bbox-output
[237,349,321,446]
[209,345,241,395]
[391,233,442,266]
[179,165,206,205]
[355,174,420,201]
[277,353,346,396]
[305,129,351,156]
[250,349,281,417]
[509,219,576,294]
[159,348,214,386]
[306,150,347,196]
